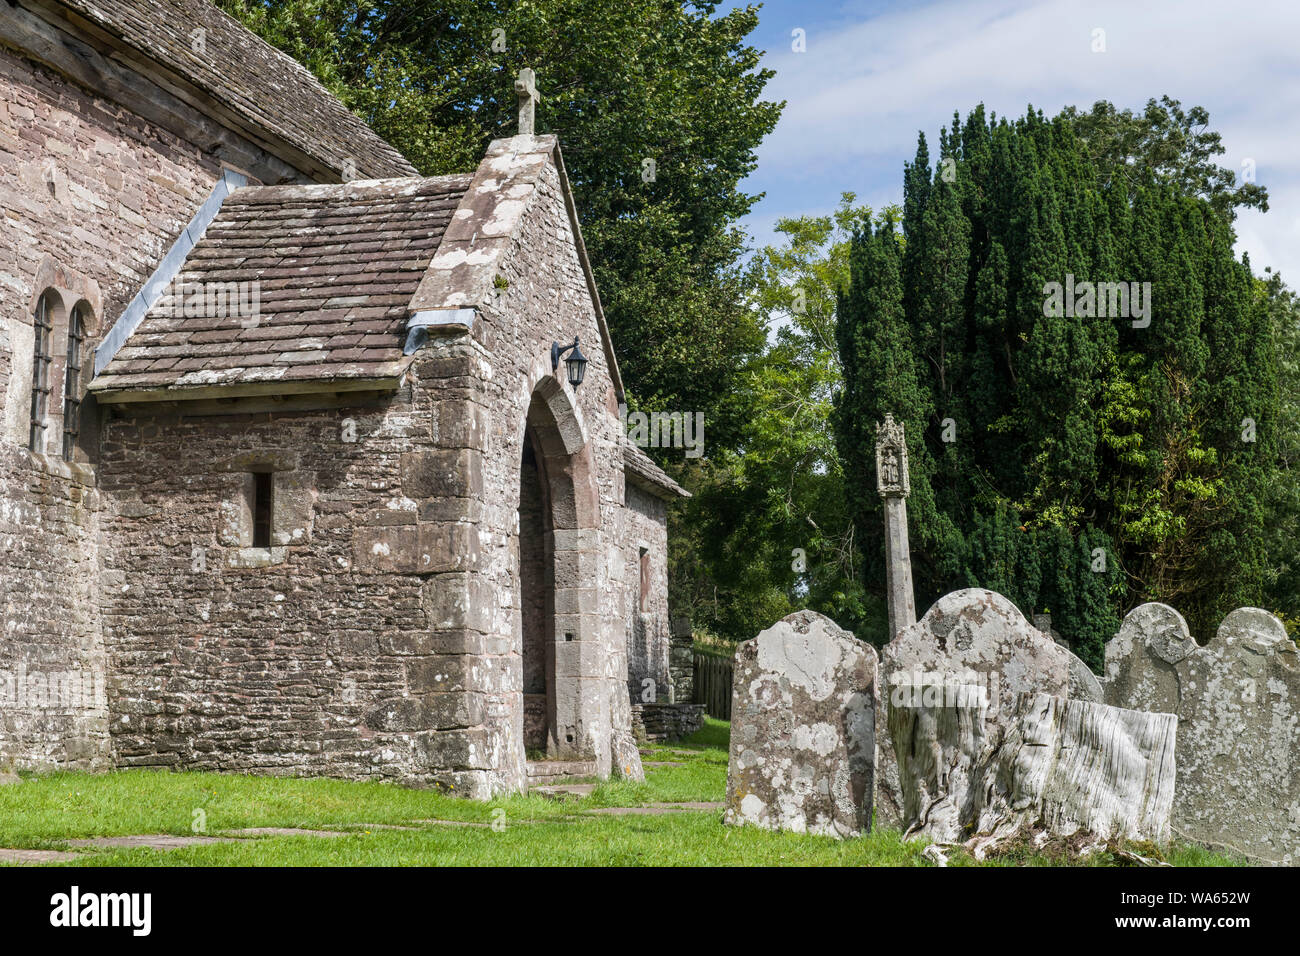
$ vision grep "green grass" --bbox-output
[0,719,1247,866]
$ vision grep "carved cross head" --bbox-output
[515,67,540,135]
[875,412,910,498]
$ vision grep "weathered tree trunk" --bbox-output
[890,689,1177,855]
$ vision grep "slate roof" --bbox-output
[54,0,416,179]
[89,175,472,395]
[624,445,691,499]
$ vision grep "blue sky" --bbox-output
[722,0,1297,281]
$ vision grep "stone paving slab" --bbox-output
[1,804,727,863]
[585,802,723,816]
[225,827,350,838]
[531,783,597,799]
[0,848,80,864]
[411,818,493,828]
[66,834,236,850]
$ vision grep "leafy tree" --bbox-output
[1062,96,1268,222]
[836,102,1278,661]
[673,196,883,641]
[1260,272,1300,631]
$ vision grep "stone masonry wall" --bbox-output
[466,155,646,782]
[0,44,231,770]
[96,387,492,791]
[0,40,668,792]
[0,445,110,770]
[625,483,670,702]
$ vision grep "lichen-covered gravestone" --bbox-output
[877,588,1102,827]
[724,610,877,838]
[1104,604,1300,863]
[890,687,1176,853]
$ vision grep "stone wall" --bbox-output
[624,482,670,701]
[467,154,646,783]
[96,391,477,787]
[630,702,705,743]
[0,445,110,770]
[669,616,693,703]
[0,43,229,771]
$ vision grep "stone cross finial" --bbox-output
[515,67,539,136]
[876,412,916,638]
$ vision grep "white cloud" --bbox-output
[744,0,1300,277]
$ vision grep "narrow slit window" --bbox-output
[29,293,52,452]
[639,547,651,613]
[62,303,85,461]
[252,472,273,548]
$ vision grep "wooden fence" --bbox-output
[693,650,733,720]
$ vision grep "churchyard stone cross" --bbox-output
[515,67,539,135]
[876,413,916,637]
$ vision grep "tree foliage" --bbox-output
[672,196,885,641]
[835,102,1277,661]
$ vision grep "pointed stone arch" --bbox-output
[515,367,604,762]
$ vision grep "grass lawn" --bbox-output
[0,719,1245,866]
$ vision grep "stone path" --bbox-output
[530,783,597,799]
[66,834,236,849]
[585,802,723,816]
[0,801,726,864]
[0,848,80,864]
[224,827,347,838]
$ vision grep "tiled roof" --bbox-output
[624,445,691,499]
[89,175,472,395]
[54,0,417,179]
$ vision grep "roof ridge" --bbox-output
[228,174,476,204]
[44,0,417,180]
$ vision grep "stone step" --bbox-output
[526,759,597,785]
[530,783,596,800]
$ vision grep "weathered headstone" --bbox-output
[877,588,1102,827]
[1104,604,1300,863]
[890,688,1176,853]
[876,414,916,638]
[724,610,877,838]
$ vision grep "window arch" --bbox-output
[29,292,53,453]
[63,302,87,461]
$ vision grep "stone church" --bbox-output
[0,0,688,797]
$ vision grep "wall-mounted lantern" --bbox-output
[551,336,587,389]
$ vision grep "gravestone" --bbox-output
[877,588,1102,827]
[1104,604,1300,863]
[724,610,877,838]
[890,688,1176,852]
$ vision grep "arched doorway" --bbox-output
[518,430,554,754]
[514,374,600,761]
